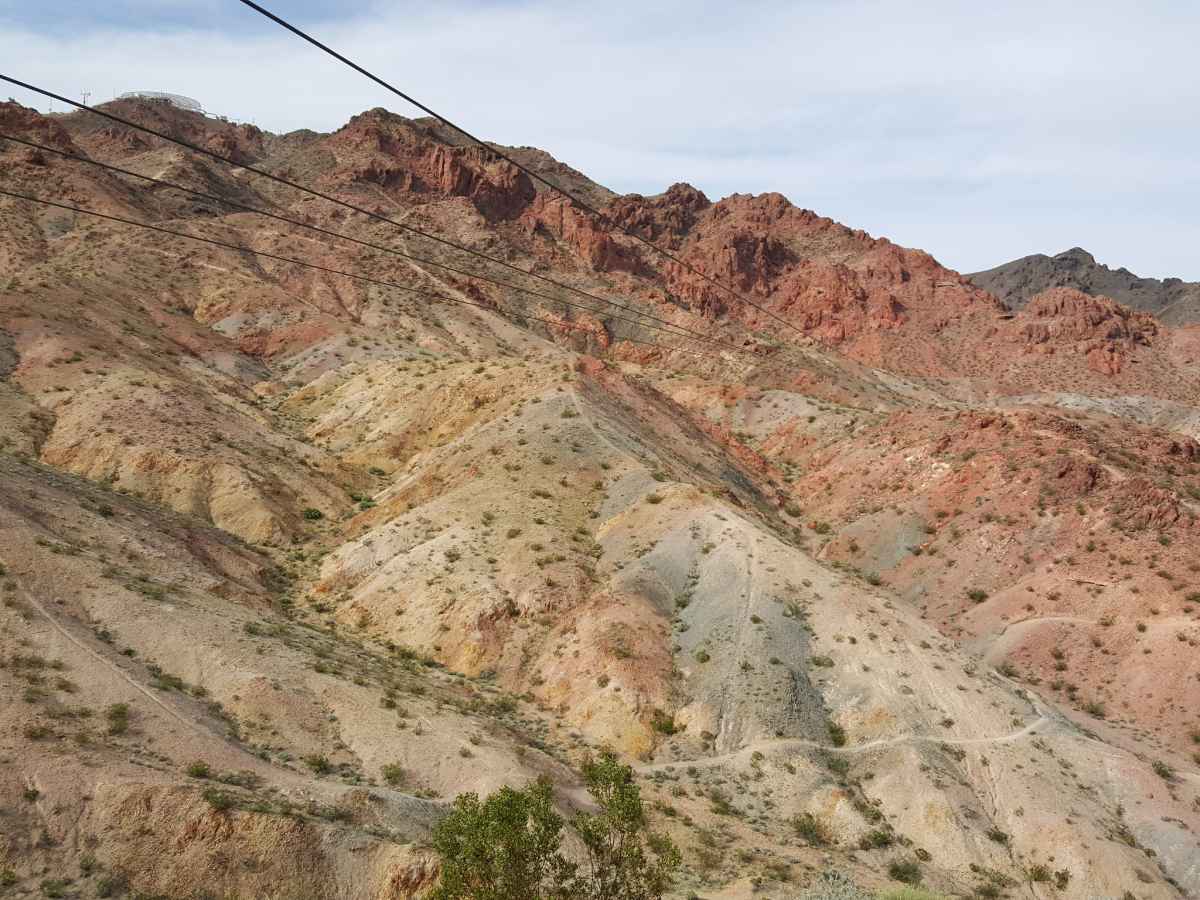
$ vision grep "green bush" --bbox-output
[96,874,128,898]
[202,788,235,811]
[858,828,894,849]
[302,507,324,520]
[105,703,129,735]
[430,752,680,899]
[879,888,945,900]
[887,860,922,885]
[792,812,834,846]
[650,709,678,735]
[304,754,333,774]
[382,763,407,787]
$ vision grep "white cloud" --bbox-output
[1,0,1197,279]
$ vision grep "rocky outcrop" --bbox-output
[1110,476,1183,531]
[1013,287,1158,374]
[329,109,535,221]
[0,101,81,165]
[605,182,712,245]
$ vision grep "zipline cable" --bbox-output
[0,131,751,353]
[235,0,807,340]
[0,73,743,350]
[0,186,715,359]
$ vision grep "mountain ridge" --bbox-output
[969,247,1200,325]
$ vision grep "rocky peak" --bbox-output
[1055,246,1097,267]
[603,182,711,245]
[323,108,535,221]
[970,246,1200,325]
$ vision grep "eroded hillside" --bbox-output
[2,97,1199,899]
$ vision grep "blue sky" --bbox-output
[2,0,1198,280]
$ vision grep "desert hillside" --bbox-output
[2,96,1199,899]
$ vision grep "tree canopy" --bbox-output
[430,752,680,900]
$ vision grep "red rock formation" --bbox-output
[0,101,78,154]
[522,194,638,272]
[327,109,535,221]
[1110,477,1182,531]
[1013,287,1157,374]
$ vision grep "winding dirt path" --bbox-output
[637,710,1051,775]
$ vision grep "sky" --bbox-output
[2,0,1198,280]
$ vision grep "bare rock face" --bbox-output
[1014,287,1158,374]
[1110,476,1183,531]
[327,109,536,220]
[605,182,712,245]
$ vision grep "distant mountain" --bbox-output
[969,247,1200,325]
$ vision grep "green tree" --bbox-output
[429,754,680,900]
[429,777,574,900]
[570,752,682,900]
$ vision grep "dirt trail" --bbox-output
[0,549,217,738]
[0,546,456,818]
[637,711,1052,775]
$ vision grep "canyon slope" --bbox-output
[2,98,1200,900]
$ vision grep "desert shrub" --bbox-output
[879,889,946,900]
[202,788,235,811]
[105,703,129,735]
[800,870,871,900]
[23,723,52,740]
[859,828,894,849]
[650,709,678,735]
[966,589,988,603]
[828,722,847,747]
[823,753,850,777]
[304,754,333,774]
[1152,760,1175,781]
[1082,700,1106,718]
[887,860,922,885]
[792,812,834,846]
[95,874,129,898]
[302,507,324,520]
[185,761,211,779]
[382,763,408,786]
